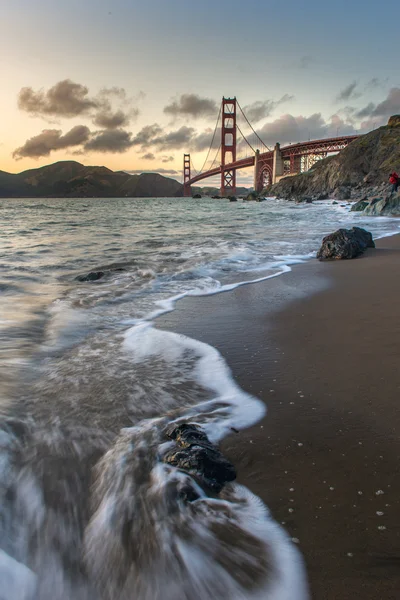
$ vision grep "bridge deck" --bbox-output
[188,135,359,186]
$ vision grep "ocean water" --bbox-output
[0,196,398,599]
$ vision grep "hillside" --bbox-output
[267,116,400,201]
[192,185,250,196]
[0,161,184,198]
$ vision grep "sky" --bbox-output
[1,0,399,185]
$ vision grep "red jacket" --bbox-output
[389,172,399,184]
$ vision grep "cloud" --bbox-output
[243,94,294,123]
[298,55,313,69]
[190,130,214,152]
[17,80,141,128]
[141,152,156,160]
[93,109,136,129]
[257,113,357,146]
[365,78,381,91]
[84,129,135,153]
[355,102,375,119]
[132,124,196,151]
[18,80,98,118]
[154,126,195,150]
[13,125,91,159]
[336,81,361,102]
[97,87,128,102]
[164,94,218,119]
[356,87,400,119]
[161,155,174,163]
[131,123,216,153]
[132,124,164,146]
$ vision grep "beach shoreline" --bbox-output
[157,233,400,599]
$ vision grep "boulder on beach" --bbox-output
[163,423,236,493]
[317,227,375,260]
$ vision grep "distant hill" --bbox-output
[0,161,184,198]
[192,185,251,196]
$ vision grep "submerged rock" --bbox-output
[163,423,236,493]
[244,191,259,201]
[351,198,369,212]
[228,195,237,202]
[317,226,375,260]
[192,193,202,199]
[75,271,105,282]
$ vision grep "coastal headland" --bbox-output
[158,233,400,599]
[267,116,400,217]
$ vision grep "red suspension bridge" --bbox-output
[183,97,359,196]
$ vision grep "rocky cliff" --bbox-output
[0,161,184,198]
[267,116,400,203]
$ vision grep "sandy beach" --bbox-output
[158,233,400,599]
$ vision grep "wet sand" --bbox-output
[158,234,400,599]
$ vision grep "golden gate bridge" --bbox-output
[183,97,359,196]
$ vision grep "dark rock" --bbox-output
[305,198,313,204]
[332,201,338,205]
[165,423,212,449]
[192,194,202,199]
[244,191,259,201]
[364,193,400,216]
[211,195,221,199]
[228,196,237,202]
[75,271,105,282]
[351,199,370,212]
[317,227,375,260]
[163,423,236,493]
[333,185,351,200]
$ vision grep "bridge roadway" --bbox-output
[187,135,360,188]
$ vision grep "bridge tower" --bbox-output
[183,153,191,197]
[221,97,237,196]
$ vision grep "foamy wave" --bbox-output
[84,423,308,600]
[123,322,265,440]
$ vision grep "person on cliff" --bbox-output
[389,172,399,197]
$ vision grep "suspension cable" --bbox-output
[236,100,272,152]
[190,156,199,177]
[236,123,255,153]
[209,144,221,171]
[198,103,222,173]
